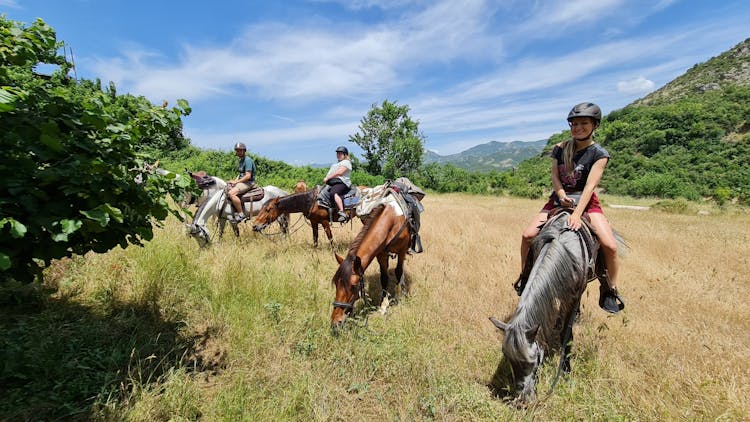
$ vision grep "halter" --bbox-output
[332,257,365,311]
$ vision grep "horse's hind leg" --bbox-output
[395,251,409,297]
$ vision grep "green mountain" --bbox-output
[424,140,547,172]
[517,37,750,204]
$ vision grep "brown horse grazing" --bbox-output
[330,204,411,331]
[294,180,308,193]
[252,188,357,247]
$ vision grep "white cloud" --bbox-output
[89,0,498,104]
[617,76,655,94]
[312,0,417,10]
[0,0,20,8]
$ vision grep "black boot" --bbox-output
[513,273,527,296]
[337,210,349,223]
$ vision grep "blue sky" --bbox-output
[3,1,750,165]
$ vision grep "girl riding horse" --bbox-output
[515,102,624,313]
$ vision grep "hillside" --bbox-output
[424,140,547,172]
[636,37,750,106]
[514,37,750,203]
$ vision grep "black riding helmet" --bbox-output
[335,146,349,155]
[567,102,602,124]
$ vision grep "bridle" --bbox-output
[332,256,366,311]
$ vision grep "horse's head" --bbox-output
[330,253,365,332]
[490,318,543,405]
[294,180,308,193]
[186,223,210,247]
[252,197,281,232]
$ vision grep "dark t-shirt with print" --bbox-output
[551,143,610,192]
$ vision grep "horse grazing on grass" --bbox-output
[489,208,624,404]
[187,185,289,247]
[329,204,412,331]
[252,187,359,247]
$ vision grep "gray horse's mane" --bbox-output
[508,212,591,355]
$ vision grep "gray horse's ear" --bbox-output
[525,325,540,343]
[489,317,508,332]
[335,253,344,265]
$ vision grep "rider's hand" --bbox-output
[567,213,583,231]
[559,195,575,207]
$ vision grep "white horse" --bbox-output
[186,184,289,247]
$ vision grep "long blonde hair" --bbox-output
[561,118,598,173]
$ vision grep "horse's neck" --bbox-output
[279,191,313,213]
[347,209,399,269]
[195,190,225,225]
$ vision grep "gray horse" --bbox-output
[490,209,624,404]
[187,185,289,247]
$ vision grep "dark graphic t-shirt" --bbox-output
[551,143,610,192]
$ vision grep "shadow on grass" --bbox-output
[0,284,221,421]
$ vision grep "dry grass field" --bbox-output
[2,193,748,420]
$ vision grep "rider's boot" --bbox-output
[513,256,534,296]
[337,210,349,223]
[597,269,625,313]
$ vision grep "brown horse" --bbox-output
[294,180,308,193]
[252,187,357,247]
[330,204,411,330]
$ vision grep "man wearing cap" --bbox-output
[227,142,257,222]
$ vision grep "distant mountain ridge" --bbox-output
[424,139,547,172]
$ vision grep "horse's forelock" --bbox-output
[332,255,355,293]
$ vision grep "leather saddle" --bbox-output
[317,185,361,210]
[240,187,265,203]
[189,171,216,189]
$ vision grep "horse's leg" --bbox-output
[395,251,409,297]
[280,212,289,237]
[377,253,390,303]
[312,223,319,247]
[218,218,226,239]
[322,220,333,247]
[560,301,580,374]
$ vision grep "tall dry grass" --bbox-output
[9,193,750,420]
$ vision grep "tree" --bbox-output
[1,17,193,283]
[349,100,425,178]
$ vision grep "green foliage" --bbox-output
[161,147,386,191]
[598,87,750,201]
[0,16,192,283]
[651,198,691,214]
[349,100,426,178]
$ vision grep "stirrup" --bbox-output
[337,211,349,223]
[599,285,625,313]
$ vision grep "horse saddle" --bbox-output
[387,186,424,254]
[189,171,216,189]
[241,187,265,203]
[317,185,361,210]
